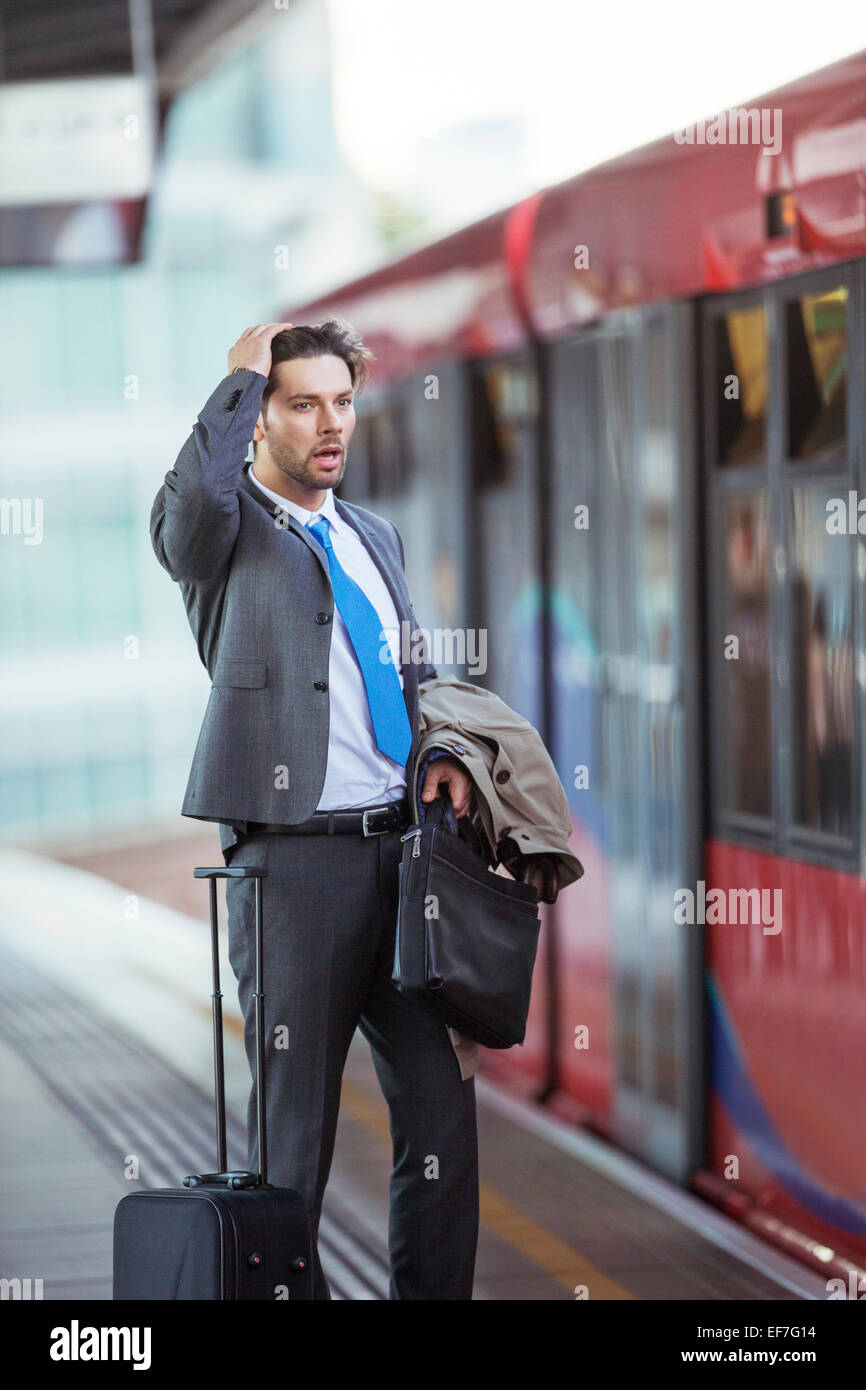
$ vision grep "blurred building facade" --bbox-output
[0,0,385,846]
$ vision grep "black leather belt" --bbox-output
[247,799,410,837]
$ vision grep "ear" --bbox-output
[253,412,265,443]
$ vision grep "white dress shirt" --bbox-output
[248,464,407,810]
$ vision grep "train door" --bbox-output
[702,263,866,1260]
[548,305,704,1181]
[464,350,552,1092]
[466,352,544,727]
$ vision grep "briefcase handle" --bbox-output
[183,865,270,1190]
[422,792,459,836]
[424,793,537,888]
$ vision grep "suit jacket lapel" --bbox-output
[237,463,331,582]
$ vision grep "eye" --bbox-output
[294,402,312,410]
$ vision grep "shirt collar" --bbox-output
[247,464,344,534]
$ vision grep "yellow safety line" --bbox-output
[335,1073,633,1300]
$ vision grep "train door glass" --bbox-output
[705,296,773,836]
[595,334,642,1109]
[780,278,857,857]
[337,410,373,502]
[716,303,768,466]
[786,287,847,462]
[621,309,701,1177]
[469,356,542,724]
[547,336,608,1114]
[640,313,693,1132]
[719,491,772,818]
[788,487,854,837]
[401,365,473,677]
[550,310,702,1180]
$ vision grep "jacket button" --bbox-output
[315,611,331,624]
[495,770,511,784]
[313,680,328,692]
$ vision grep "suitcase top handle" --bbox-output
[194,866,267,880]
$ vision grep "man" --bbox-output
[150,319,480,1300]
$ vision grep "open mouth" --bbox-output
[314,448,342,466]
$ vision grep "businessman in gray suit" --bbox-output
[150,319,479,1300]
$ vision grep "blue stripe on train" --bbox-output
[707,973,866,1237]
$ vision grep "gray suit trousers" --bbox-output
[222,824,480,1300]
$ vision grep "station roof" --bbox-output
[0,0,269,94]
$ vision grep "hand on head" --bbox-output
[228,323,294,378]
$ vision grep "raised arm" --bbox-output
[150,323,293,582]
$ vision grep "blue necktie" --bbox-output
[306,514,412,767]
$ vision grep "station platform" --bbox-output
[0,835,827,1302]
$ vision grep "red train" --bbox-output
[281,50,866,1278]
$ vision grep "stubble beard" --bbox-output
[267,434,346,491]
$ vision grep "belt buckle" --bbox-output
[362,807,390,836]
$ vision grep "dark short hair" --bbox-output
[260,318,375,420]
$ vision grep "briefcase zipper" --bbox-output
[401,827,422,858]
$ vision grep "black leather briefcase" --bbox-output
[113,865,313,1300]
[392,795,542,1048]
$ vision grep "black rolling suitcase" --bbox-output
[113,864,314,1300]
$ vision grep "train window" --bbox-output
[487,362,539,425]
[472,362,538,489]
[719,492,772,818]
[786,287,848,461]
[789,487,854,838]
[715,306,767,466]
[337,414,369,502]
[368,402,409,498]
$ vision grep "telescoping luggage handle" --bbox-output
[183,866,269,1192]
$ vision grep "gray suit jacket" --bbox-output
[150,368,436,842]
